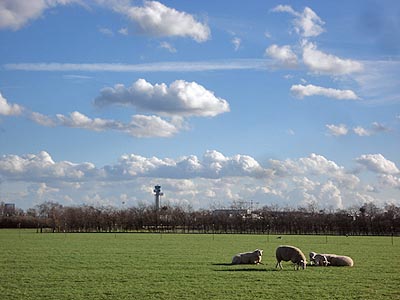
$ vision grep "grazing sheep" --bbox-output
[275,245,307,270]
[232,249,263,265]
[324,254,354,267]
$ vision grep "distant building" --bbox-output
[213,209,251,218]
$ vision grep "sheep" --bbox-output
[314,254,330,266]
[309,252,329,266]
[275,245,307,270]
[232,249,263,265]
[309,251,317,265]
[324,254,354,267]
[310,252,354,267]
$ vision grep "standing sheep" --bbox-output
[275,245,307,270]
[232,249,263,265]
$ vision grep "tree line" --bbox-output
[1,201,399,235]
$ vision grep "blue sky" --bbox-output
[0,0,399,210]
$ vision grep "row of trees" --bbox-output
[1,201,399,235]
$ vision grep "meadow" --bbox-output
[0,230,399,300]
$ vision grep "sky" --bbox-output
[0,0,399,211]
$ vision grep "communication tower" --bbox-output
[154,185,164,211]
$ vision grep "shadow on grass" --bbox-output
[214,268,269,272]
[212,262,278,272]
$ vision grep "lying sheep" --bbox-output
[310,252,354,267]
[309,252,329,266]
[232,249,263,265]
[314,254,329,266]
[309,251,317,265]
[324,254,354,267]
[275,245,307,270]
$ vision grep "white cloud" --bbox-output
[159,41,177,53]
[94,78,230,117]
[29,112,56,127]
[0,0,78,30]
[126,115,183,138]
[232,37,241,51]
[118,27,128,35]
[265,44,298,67]
[269,153,343,177]
[353,126,372,137]
[4,59,270,72]
[356,154,399,175]
[371,122,390,133]
[0,92,23,116]
[55,111,183,138]
[114,1,210,42]
[105,150,268,180]
[2,150,399,210]
[271,5,324,37]
[290,84,359,100]
[302,42,363,75]
[326,124,348,136]
[56,111,119,132]
[353,122,390,137]
[99,27,114,36]
[0,151,95,181]
[380,174,400,189]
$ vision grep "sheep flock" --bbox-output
[230,245,354,270]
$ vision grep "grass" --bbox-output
[0,230,399,300]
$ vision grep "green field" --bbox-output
[0,230,399,300]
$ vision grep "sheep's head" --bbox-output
[309,252,316,260]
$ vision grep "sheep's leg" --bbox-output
[276,261,282,269]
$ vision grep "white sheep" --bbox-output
[309,252,329,266]
[232,249,263,265]
[310,252,354,267]
[309,251,317,265]
[324,254,354,267]
[275,245,307,270]
[314,254,329,266]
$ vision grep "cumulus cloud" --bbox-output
[265,44,298,67]
[269,153,343,177]
[94,78,230,117]
[356,154,399,175]
[353,122,390,137]
[113,0,210,42]
[29,112,56,127]
[0,92,23,116]
[2,150,398,210]
[353,126,371,136]
[106,150,269,179]
[55,111,184,138]
[380,174,400,189]
[0,151,96,181]
[326,124,348,136]
[271,5,325,37]
[0,0,78,30]
[302,42,363,75]
[290,84,359,100]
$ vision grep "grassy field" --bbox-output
[0,230,399,300]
